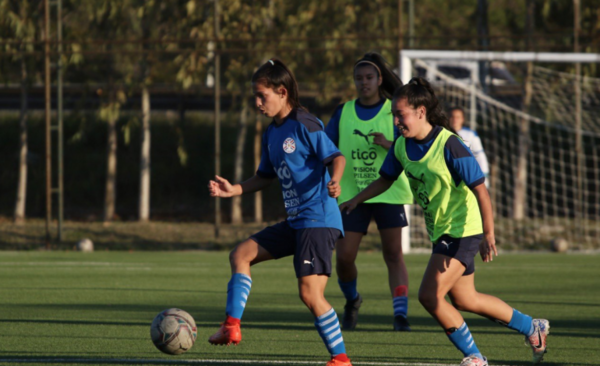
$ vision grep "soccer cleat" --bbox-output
[208,322,242,345]
[326,357,353,366]
[341,293,363,330]
[393,314,411,331]
[459,355,488,366]
[525,319,550,364]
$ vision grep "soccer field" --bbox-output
[0,251,598,366]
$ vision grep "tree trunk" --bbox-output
[254,111,263,223]
[231,97,248,224]
[139,85,151,222]
[14,57,28,224]
[104,112,117,222]
[513,61,532,219]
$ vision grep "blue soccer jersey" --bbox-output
[257,109,344,234]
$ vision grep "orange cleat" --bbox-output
[326,357,353,366]
[208,322,242,345]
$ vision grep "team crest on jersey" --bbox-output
[283,138,296,153]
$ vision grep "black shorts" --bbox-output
[342,203,408,234]
[250,221,341,278]
[432,234,483,276]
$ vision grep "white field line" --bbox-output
[0,358,518,366]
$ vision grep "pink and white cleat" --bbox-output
[525,319,550,364]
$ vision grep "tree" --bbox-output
[0,0,38,224]
[69,0,135,222]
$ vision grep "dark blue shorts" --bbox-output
[432,234,483,276]
[250,221,341,278]
[342,203,408,234]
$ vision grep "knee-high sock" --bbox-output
[225,273,252,320]
[338,278,358,301]
[393,285,408,317]
[447,322,483,358]
[315,308,347,356]
[507,308,534,336]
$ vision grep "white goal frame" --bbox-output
[398,50,600,253]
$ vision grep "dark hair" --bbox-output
[354,52,402,100]
[393,77,456,134]
[251,58,303,110]
[450,106,465,116]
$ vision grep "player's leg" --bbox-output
[449,273,549,364]
[209,222,293,346]
[297,228,352,366]
[375,204,410,331]
[336,232,363,330]
[419,236,487,365]
[336,204,370,330]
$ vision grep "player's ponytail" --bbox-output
[393,77,456,134]
[251,58,304,110]
[354,52,402,100]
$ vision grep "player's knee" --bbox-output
[450,293,478,312]
[335,251,355,268]
[298,288,315,308]
[229,246,249,267]
[418,290,439,311]
[450,298,467,311]
[382,249,402,265]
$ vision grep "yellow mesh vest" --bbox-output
[394,129,483,242]
[338,99,412,205]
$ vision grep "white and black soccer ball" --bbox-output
[150,308,197,355]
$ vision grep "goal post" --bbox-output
[399,50,600,251]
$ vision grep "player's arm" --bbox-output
[208,174,274,198]
[339,177,394,213]
[327,155,346,198]
[369,132,393,150]
[340,142,400,213]
[471,183,497,262]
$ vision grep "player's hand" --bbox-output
[479,233,498,263]
[208,175,235,198]
[339,199,358,214]
[369,132,391,148]
[327,180,341,198]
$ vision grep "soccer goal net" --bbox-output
[399,50,600,251]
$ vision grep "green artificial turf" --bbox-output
[0,251,598,366]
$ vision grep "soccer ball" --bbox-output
[550,237,569,253]
[76,238,94,252]
[150,308,197,355]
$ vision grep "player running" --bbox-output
[208,58,353,366]
[324,52,413,331]
[340,77,549,366]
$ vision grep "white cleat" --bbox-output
[525,319,550,364]
[460,355,488,366]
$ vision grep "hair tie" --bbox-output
[268,60,275,66]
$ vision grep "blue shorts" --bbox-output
[432,234,483,276]
[342,203,408,234]
[250,221,341,278]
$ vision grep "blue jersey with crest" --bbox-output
[257,109,344,234]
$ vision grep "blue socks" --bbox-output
[338,278,358,301]
[447,322,482,359]
[315,308,346,356]
[225,273,252,320]
[507,308,534,336]
[393,285,408,317]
